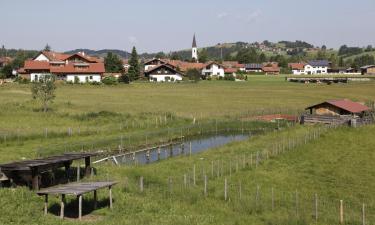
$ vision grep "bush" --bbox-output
[224,74,235,81]
[14,76,30,84]
[102,76,118,85]
[119,74,130,84]
[186,69,201,82]
[74,76,80,84]
[91,81,101,85]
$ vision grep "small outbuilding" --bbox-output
[360,65,375,75]
[305,99,370,116]
[302,99,371,125]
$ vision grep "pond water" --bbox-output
[116,133,250,165]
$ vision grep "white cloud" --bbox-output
[217,12,229,19]
[128,36,138,44]
[245,9,262,23]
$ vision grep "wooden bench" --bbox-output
[37,181,117,220]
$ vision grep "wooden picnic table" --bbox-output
[37,181,117,220]
[0,153,98,190]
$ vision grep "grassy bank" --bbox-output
[1,124,375,224]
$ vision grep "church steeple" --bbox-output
[192,34,197,48]
[192,34,198,62]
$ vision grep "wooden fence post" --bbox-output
[204,175,207,197]
[239,181,242,200]
[140,176,144,192]
[340,200,344,224]
[193,164,196,186]
[224,178,228,201]
[183,174,187,188]
[211,161,214,178]
[295,190,299,219]
[271,187,274,211]
[362,203,366,225]
[315,193,318,223]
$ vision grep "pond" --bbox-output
[115,133,250,165]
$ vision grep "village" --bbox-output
[1,35,375,85]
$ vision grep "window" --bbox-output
[34,75,38,81]
[206,66,210,70]
[89,76,93,80]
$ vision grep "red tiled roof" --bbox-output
[224,68,237,73]
[306,99,370,114]
[21,60,105,74]
[50,63,105,74]
[327,99,370,113]
[288,63,305,70]
[24,60,50,70]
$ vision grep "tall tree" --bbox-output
[104,52,124,73]
[198,49,208,63]
[31,74,56,113]
[128,47,140,81]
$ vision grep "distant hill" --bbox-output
[63,40,319,61]
[64,49,131,59]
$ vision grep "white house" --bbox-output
[144,64,183,82]
[288,63,306,75]
[201,62,225,78]
[304,60,329,75]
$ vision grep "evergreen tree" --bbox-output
[198,49,208,63]
[104,52,124,73]
[128,46,140,81]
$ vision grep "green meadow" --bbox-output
[0,76,375,224]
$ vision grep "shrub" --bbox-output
[186,69,201,82]
[74,76,80,84]
[224,74,235,81]
[102,76,118,85]
[15,76,30,84]
[119,74,130,84]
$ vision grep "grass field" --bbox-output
[0,77,375,224]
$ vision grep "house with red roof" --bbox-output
[262,62,280,75]
[288,63,306,75]
[18,51,105,83]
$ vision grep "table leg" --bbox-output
[94,190,97,210]
[109,186,113,210]
[78,195,82,220]
[60,194,65,219]
[44,195,48,216]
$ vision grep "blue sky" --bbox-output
[1,0,374,53]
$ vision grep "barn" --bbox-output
[302,99,371,125]
[305,99,370,117]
